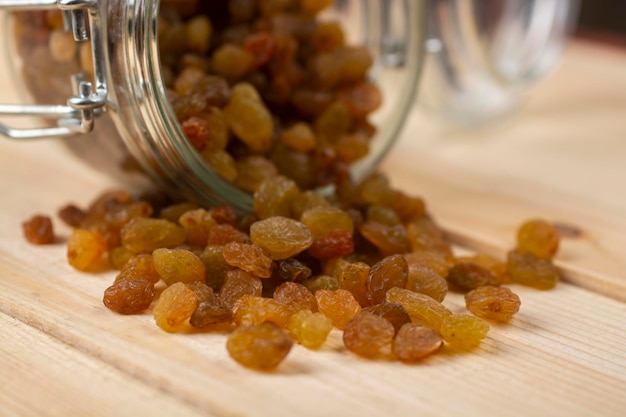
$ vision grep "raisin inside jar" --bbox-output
[8,0,425,213]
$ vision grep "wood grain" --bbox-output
[0,311,208,417]
[1,39,626,417]
[385,155,626,301]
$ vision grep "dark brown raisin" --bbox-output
[22,214,55,244]
[103,278,155,314]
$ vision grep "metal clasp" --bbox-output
[0,0,107,139]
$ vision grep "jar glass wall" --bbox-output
[1,0,428,214]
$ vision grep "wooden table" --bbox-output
[1,39,625,417]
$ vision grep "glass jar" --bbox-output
[421,0,580,126]
[0,0,428,213]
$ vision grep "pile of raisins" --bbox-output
[19,0,564,371]
[23,172,562,370]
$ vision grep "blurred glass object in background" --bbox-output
[419,0,581,126]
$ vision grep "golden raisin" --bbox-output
[440,313,489,350]
[286,309,333,349]
[405,264,448,302]
[356,172,395,207]
[280,122,317,153]
[315,289,361,330]
[222,241,273,278]
[67,228,108,271]
[226,322,293,371]
[200,108,230,152]
[249,216,313,260]
[300,205,354,238]
[211,44,254,81]
[223,83,273,152]
[465,286,521,322]
[184,15,212,53]
[392,323,443,362]
[178,208,217,246]
[153,282,198,332]
[335,133,370,164]
[253,176,300,220]
[182,116,212,150]
[343,311,394,360]
[120,217,186,254]
[243,31,276,69]
[200,149,238,182]
[104,201,152,231]
[174,66,205,95]
[313,99,352,140]
[366,205,401,226]
[152,248,206,285]
[391,191,426,223]
[86,190,132,218]
[517,219,560,260]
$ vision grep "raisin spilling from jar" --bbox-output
[23,171,562,369]
[19,0,564,372]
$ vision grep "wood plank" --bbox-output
[0,311,211,417]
